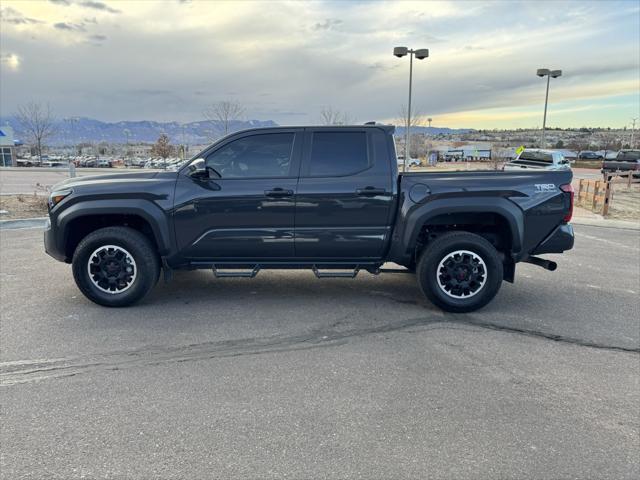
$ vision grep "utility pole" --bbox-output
[631,118,637,148]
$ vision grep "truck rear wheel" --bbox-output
[72,226,160,307]
[417,231,503,313]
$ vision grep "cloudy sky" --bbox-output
[1,0,639,128]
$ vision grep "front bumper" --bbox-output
[44,217,67,262]
[531,223,574,255]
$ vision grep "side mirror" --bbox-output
[187,158,209,179]
[188,158,206,177]
[188,158,221,180]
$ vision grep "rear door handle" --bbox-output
[356,187,387,196]
[264,188,294,197]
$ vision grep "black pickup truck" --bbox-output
[44,125,574,312]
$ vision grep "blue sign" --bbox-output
[0,129,6,137]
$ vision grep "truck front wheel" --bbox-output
[417,231,503,313]
[72,226,160,307]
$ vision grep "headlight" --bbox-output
[48,188,72,209]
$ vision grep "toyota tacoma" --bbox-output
[44,125,574,312]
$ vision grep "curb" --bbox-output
[0,217,48,230]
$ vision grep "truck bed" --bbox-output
[389,169,573,264]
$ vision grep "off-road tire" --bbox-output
[417,231,503,313]
[72,226,160,307]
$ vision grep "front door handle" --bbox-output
[356,186,387,196]
[264,188,294,197]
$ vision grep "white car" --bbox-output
[503,149,570,171]
[397,156,421,168]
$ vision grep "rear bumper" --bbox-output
[44,218,67,262]
[531,223,574,255]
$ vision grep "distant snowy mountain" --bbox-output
[0,116,279,146]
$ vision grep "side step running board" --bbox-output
[210,264,370,279]
[212,265,260,278]
[312,265,360,278]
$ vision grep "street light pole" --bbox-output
[406,51,413,170]
[631,118,637,148]
[541,74,550,147]
[394,46,429,172]
[537,68,562,148]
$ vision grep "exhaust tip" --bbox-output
[524,256,558,271]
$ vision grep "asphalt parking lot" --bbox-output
[1,224,638,479]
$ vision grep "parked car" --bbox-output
[397,156,421,168]
[97,159,113,168]
[44,125,574,312]
[503,149,570,171]
[16,159,36,167]
[602,149,640,176]
[578,151,604,160]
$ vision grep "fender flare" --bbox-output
[390,196,524,263]
[56,199,173,256]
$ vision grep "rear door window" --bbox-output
[308,131,369,176]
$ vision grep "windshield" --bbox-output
[616,150,640,161]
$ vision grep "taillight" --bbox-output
[560,183,574,223]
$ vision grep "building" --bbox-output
[0,125,17,166]
[444,143,492,161]
[128,144,153,157]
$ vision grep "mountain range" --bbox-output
[0,117,278,146]
[0,116,471,146]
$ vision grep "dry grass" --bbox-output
[608,182,640,221]
[0,194,49,219]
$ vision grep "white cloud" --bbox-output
[1,0,638,127]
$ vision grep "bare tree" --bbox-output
[320,106,355,125]
[15,102,57,164]
[396,104,426,129]
[492,147,512,171]
[151,133,175,168]
[203,101,245,136]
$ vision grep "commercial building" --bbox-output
[0,125,17,166]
